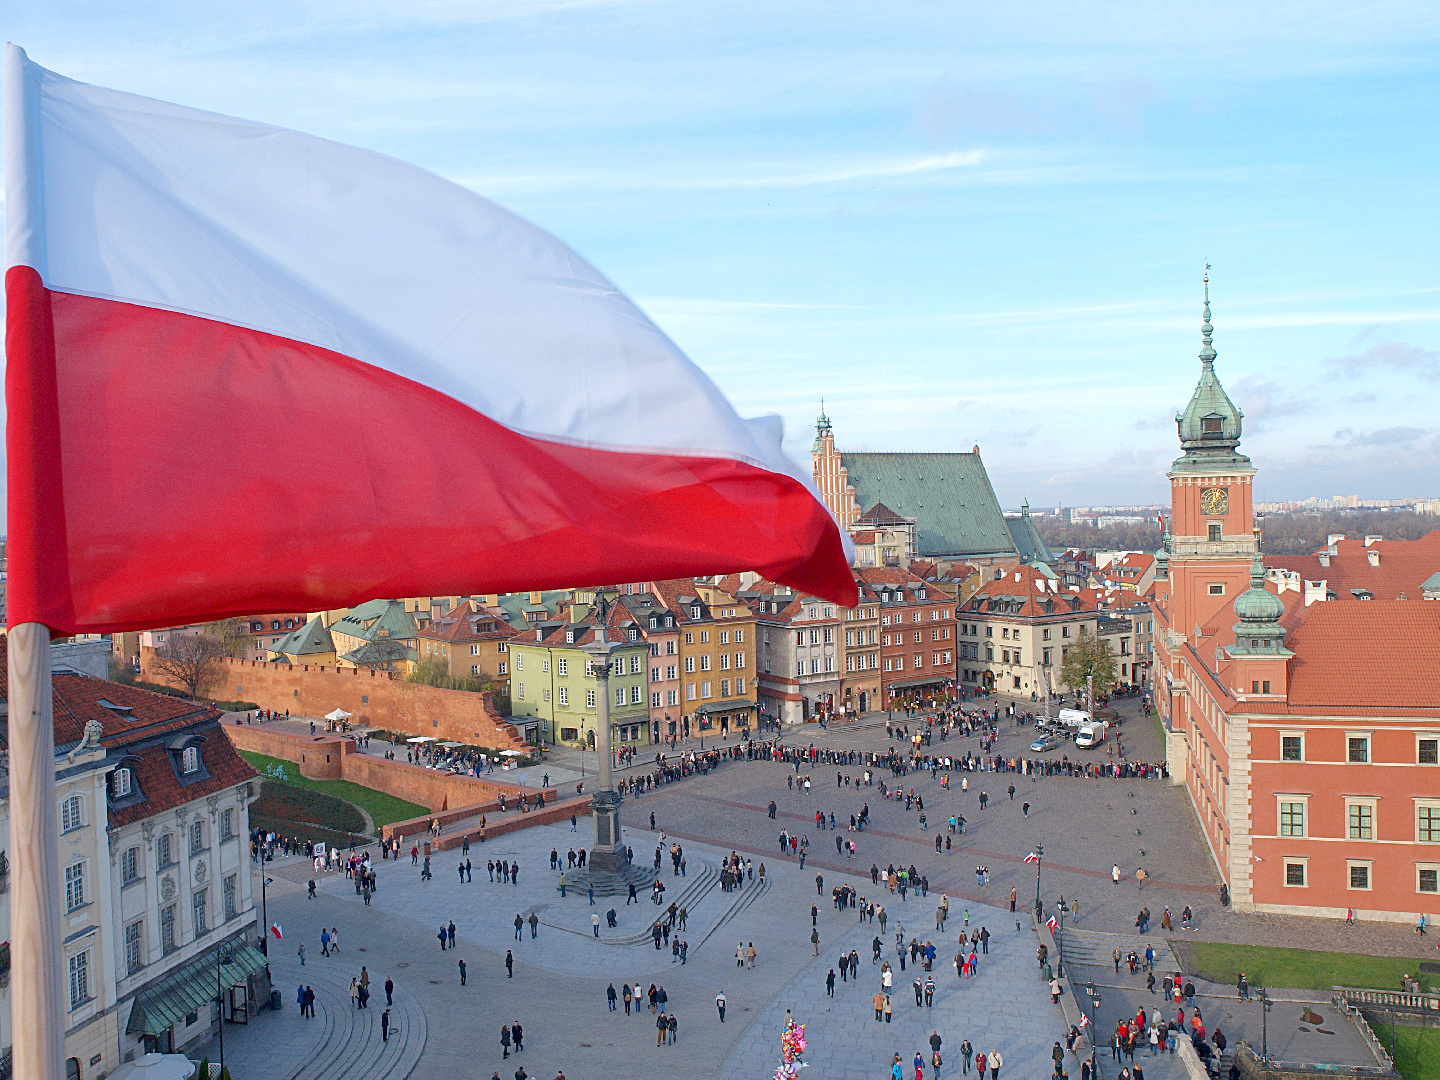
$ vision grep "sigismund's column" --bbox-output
[582,631,627,873]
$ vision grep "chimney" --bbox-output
[529,590,543,605]
[1326,533,1344,552]
[1363,535,1382,547]
[1303,580,1327,607]
[1318,554,1329,568]
[1367,549,1380,567]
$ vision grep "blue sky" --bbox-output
[6,1,1440,509]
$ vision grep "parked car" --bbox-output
[1029,733,1062,753]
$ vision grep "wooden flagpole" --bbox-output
[9,623,66,1080]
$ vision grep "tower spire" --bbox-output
[1200,263,1215,367]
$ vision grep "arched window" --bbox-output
[189,820,204,855]
[111,768,132,798]
[157,833,173,868]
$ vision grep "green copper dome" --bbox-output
[1233,555,1284,624]
[1230,544,1291,658]
[1172,275,1252,474]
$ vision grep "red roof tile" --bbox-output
[1269,531,1440,602]
[1284,600,1440,711]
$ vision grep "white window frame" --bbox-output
[121,846,140,885]
[1346,859,1373,891]
[61,795,83,832]
[557,686,568,706]
[585,688,596,709]
[1345,797,1378,840]
[1416,862,1439,895]
[68,950,90,1010]
[1281,858,1308,888]
[65,861,86,912]
[1346,732,1372,764]
[1418,733,1440,766]
[124,920,144,975]
[1279,730,1305,762]
[181,745,200,774]
[1277,794,1309,838]
[112,768,133,798]
[1416,799,1440,844]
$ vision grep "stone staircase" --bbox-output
[543,856,725,946]
[1058,927,1179,972]
[212,941,426,1080]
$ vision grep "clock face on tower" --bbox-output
[1200,487,1230,516]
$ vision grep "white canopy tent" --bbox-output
[106,1054,199,1080]
[324,708,352,721]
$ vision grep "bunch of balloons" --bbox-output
[773,1014,808,1080]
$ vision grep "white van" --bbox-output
[1074,720,1108,749]
[1057,708,1092,729]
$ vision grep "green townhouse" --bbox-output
[509,619,649,749]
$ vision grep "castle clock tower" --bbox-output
[1167,275,1258,642]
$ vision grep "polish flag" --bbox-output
[270,923,283,940]
[1023,851,1040,864]
[1155,511,1165,530]
[3,46,855,633]
[1046,915,1058,933]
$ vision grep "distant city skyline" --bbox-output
[3,3,1438,523]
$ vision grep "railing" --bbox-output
[1331,993,1397,1070]
[1167,540,1258,557]
[1334,984,1440,1010]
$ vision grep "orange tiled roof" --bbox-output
[1268,531,1440,601]
[1284,600,1440,710]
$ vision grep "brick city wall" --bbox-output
[143,650,529,751]
[223,723,541,813]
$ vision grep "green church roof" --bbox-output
[1005,499,1054,565]
[839,451,1018,558]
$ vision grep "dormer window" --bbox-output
[649,616,658,630]
[1201,416,1223,434]
[181,746,200,774]
[664,615,675,628]
[112,768,133,798]
[691,605,701,620]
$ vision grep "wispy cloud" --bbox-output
[1326,340,1440,381]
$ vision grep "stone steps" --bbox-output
[262,944,426,1080]
[1059,927,1178,971]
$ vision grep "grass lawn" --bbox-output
[1366,1020,1440,1080]
[238,751,430,831]
[252,780,366,833]
[1181,941,1438,994]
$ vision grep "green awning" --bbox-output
[127,939,268,1036]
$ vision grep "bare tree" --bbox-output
[205,617,252,658]
[150,632,226,699]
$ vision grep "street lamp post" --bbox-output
[1034,843,1044,918]
[1085,980,1101,1079]
[215,942,233,1071]
[1259,986,1272,1061]
[259,875,273,954]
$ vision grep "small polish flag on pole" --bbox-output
[271,924,284,940]
[1079,1013,1091,1028]
[1155,511,1165,530]
[1046,915,1058,933]
[1023,852,1040,864]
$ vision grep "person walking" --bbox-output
[515,914,524,941]
[381,1007,391,1043]
[812,928,821,955]
[826,969,836,996]
[505,950,514,977]
[459,958,467,986]
[716,992,727,1022]
[607,983,617,1011]
[298,942,306,966]
[321,927,330,956]
[500,1024,512,1059]
[747,942,756,968]
[512,1021,524,1052]
[349,976,359,1008]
